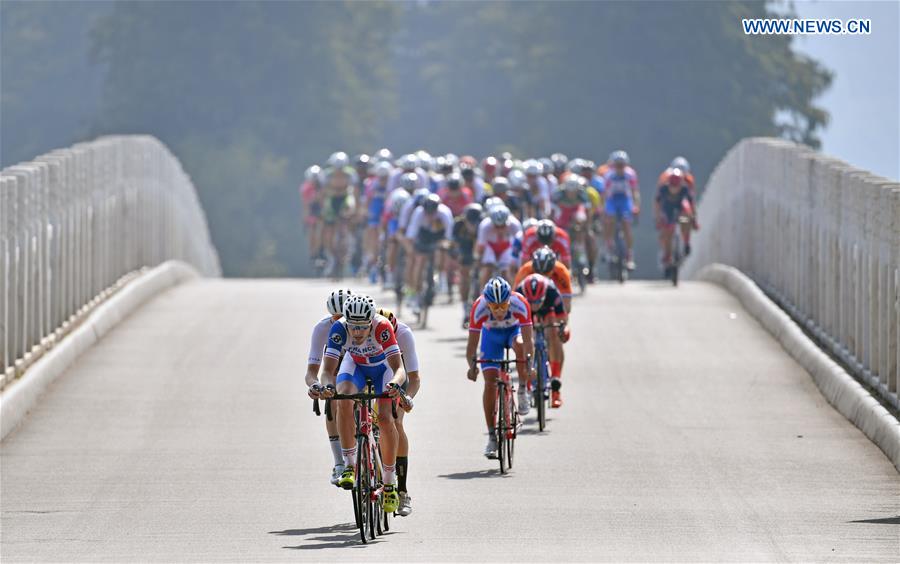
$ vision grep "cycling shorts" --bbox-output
[604,193,633,221]
[480,326,521,370]
[336,355,394,393]
[481,241,515,267]
[367,197,386,226]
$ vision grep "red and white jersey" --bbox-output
[468,293,532,332]
[520,226,571,265]
[476,215,523,257]
[324,314,400,366]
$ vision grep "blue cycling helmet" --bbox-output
[483,277,511,304]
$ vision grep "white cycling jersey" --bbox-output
[395,321,419,373]
[307,314,335,365]
[405,204,453,240]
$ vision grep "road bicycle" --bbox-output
[532,321,563,432]
[313,381,397,544]
[665,214,693,287]
[606,211,630,284]
[474,350,520,474]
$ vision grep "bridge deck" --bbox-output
[2,279,897,561]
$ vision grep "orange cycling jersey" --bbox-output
[514,261,573,298]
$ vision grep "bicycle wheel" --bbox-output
[506,384,516,469]
[496,379,507,474]
[534,345,547,432]
[671,235,681,287]
[371,445,384,537]
[355,436,371,543]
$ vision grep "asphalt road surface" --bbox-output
[2,279,898,562]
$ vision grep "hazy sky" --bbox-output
[793,0,899,180]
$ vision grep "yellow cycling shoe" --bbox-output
[382,485,400,513]
[338,466,355,490]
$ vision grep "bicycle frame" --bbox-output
[475,353,519,473]
[313,382,397,544]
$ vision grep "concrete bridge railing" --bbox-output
[1,135,220,387]
[683,137,900,410]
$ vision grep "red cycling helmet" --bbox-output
[481,156,498,177]
[519,273,550,309]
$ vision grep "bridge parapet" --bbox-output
[684,138,900,410]
[1,135,220,386]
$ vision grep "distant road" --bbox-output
[2,279,897,562]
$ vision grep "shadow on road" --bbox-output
[270,522,396,549]
[433,336,468,343]
[437,468,511,480]
[848,516,900,525]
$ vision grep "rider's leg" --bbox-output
[335,381,359,464]
[661,226,674,265]
[376,397,399,482]
[680,221,692,253]
[623,220,634,258]
[482,368,499,429]
[603,214,615,252]
[586,226,598,279]
[460,264,471,304]
[548,328,564,380]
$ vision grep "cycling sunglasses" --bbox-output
[347,322,372,331]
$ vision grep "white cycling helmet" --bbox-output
[374,160,393,179]
[343,294,375,323]
[304,165,321,182]
[484,196,504,211]
[524,160,542,176]
[670,156,691,173]
[326,288,352,316]
[490,206,511,227]
[327,151,350,169]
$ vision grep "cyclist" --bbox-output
[383,184,412,287]
[300,165,324,262]
[476,204,523,288]
[438,172,474,217]
[320,152,358,277]
[376,308,419,517]
[516,274,570,408]
[522,160,551,220]
[466,278,535,457]
[306,288,354,486]
[655,168,696,272]
[460,162,486,202]
[514,247,573,313]
[321,295,406,513]
[659,156,696,197]
[363,161,393,282]
[405,194,453,312]
[549,153,568,182]
[601,150,640,271]
[505,170,529,221]
[452,203,484,325]
[389,154,426,192]
[520,219,572,268]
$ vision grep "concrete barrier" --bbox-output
[699,263,900,471]
[0,261,199,441]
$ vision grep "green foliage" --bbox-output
[3,0,831,276]
[0,1,108,167]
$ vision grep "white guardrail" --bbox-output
[1,135,220,388]
[683,138,900,410]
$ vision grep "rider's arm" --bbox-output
[386,353,406,388]
[305,363,321,387]
[405,207,422,240]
